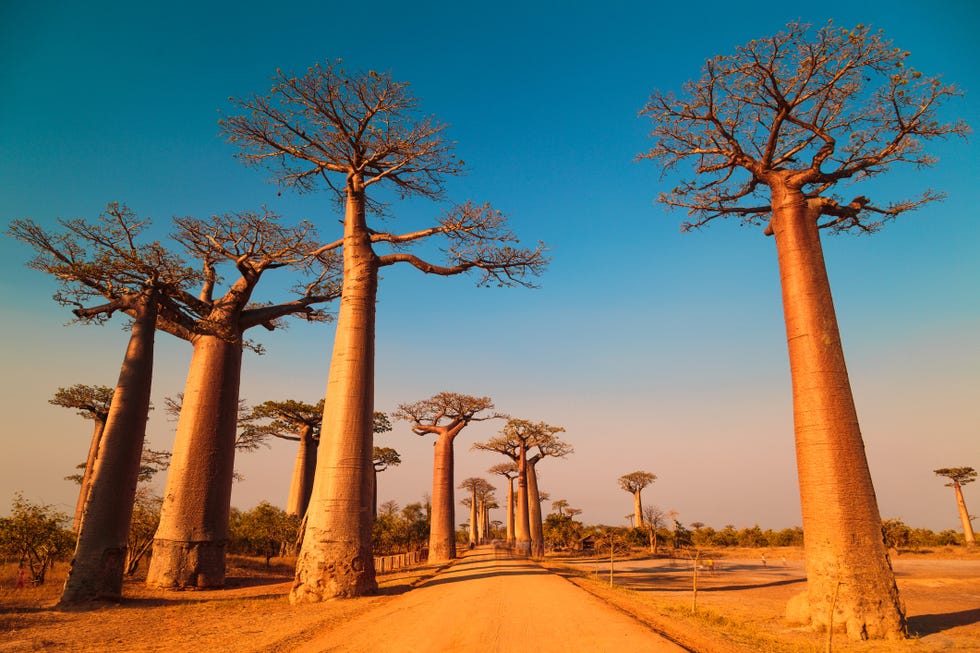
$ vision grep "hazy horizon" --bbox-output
[1,0,977,534]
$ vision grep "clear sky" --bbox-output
[1,1,977,533]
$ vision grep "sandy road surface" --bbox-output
[295,544,687,653]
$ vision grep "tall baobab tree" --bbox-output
[619,471,657,529]
[489,462,518,545]
[222,61,548,601]
[9,204,199,603]
[395,393,502,562]
[638,23,967,638]
[241,400,324,516]
[146,210,339,590]
[934,467,976,547]
[474,419,565,556]
[50,384,115,531]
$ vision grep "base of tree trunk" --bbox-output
[786,585,906,641]
[60,545,127,603]
[428,540,455,563]
[289,533,377,603]
[145,539,226,589]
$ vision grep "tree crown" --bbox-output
[638,22,968,234]
[934,467,977,487]
[619,471,657,494]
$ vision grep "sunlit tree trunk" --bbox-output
[428,434,456,561]
[514,440,531,556]
[468,488,478,546]
[287,425,318,517]
[633,492,644,528]
[291,183,378,602]
[952,482,976,546]
[773,189,905,640]
[147,334,242,589]
[73,418,107,532]
[527,458,545,557]
[505,476,515,546]
[61,293,157,603]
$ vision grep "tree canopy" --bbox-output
[638,21,968,234]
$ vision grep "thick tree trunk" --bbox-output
[146,334,242,589]
[286,426,318,517]
[468,488,478,545]
[72,418,107,532]
[60,293,157,603]
[527,460,545,557]
[506,477,515,546]
[428,434,456,562]
[633,491,644,529]
[772,190,905,640]
[291,185,378,602]
[514,443,531,556]
[953,483,976,546]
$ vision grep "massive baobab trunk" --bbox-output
[429,435,456,561]
[633,491,644,528]
[773,190,905,639]
[952,482,976,547]
[73,418,107,532]
[291,185,378,602]
[61,293,157,603]
[146,334,242,589]
[514,440,531,556]
[505,476,515,546]
[468,491,478,546]
[527,457,545,557]
[287,424,318,517]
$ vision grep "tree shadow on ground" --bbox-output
[419,568,549,588]
[908,608,980,636]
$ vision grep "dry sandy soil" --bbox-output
[1,546,978,652]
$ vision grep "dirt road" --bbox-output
[295,544,688,653]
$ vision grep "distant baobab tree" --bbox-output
[489,462,518,545]
[222,61,549,601]
[9,204,199,603]
[241,400,324,516]
[396,393,503,562]
[934,467,976,547]
[638,22,967,639]
[147,210,339,591]
[474,419,566,556]
[50,384,114,532]
[619,471,656,528]
[458,477,494,546]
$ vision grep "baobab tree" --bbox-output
[458,477,495,546]
[9,204,199,603]
[222,61,548,601]
[241,400,324,516]
[146,210,340,590]
[638,22,967,638]
[619,471,657,529]
[50,384,114,531]
[372,445,401,518]
[395,393,503,562]
[489,462,518,545]
[527,437,572,556]
[474,419,566,556]
[934,467,976,547]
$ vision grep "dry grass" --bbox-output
[2,547,977,652]
[0,556,444,653]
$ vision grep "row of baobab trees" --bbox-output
[8,20,971,641]
[9,60,549,606]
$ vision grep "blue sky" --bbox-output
[1,1,977,532]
